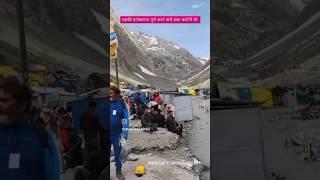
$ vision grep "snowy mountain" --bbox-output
[129,31,203,81]
[196,57,209,65]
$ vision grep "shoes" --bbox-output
[116,170,125,180]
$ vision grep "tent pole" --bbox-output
[115,58,119,89]
[16,0,29,85]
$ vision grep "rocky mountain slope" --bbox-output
[215,0,320,87]
[213,0,300,61]
[0,0,107,78]
[129,31,203,81]
[111,8,210,88]
[110,8,179,89]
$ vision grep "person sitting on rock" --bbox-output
[141,107,157,133]
[152,109,166,128]
[165,111,183,136]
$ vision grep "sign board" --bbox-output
[212,108,265,180]
[174,96,193,122]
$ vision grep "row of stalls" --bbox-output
[218,84,274,108]
[178,86,196,96]
[218,79,316,109]
[31,86,78,109]
[32,87,109,134]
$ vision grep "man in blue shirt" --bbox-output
[0,80,60,180]
[109,86,129,180]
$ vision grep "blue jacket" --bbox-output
[110,99,129,138]
[0,120,60,180]
[132,92,147,105]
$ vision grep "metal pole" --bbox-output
[16,0,29,85]
[115,58,119,88]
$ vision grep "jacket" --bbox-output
[110,99,129,138]
[0,120,60,180]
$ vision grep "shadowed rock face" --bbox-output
[213,0,299,61]
[0,0,106,76]
[213,0,320,87]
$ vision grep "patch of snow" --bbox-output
[198,60,206,65]
[201,57,209,60]
[73,32,107,56]
[169,44,180,49]
[149,37,158,45]
[133,72,146,80]
[142,34,158,45]
[146,47,165,51]
[138,64,157,76]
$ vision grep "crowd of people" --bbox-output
[0,78,185,180]
[126,90,183,136]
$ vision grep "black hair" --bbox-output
[110,86,121,95]
[0,79,32,112]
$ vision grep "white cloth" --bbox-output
[148,101,158,108]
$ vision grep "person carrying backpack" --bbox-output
[109,86,129,180]
[0,79,60,180]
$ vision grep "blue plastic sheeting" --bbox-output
[71,96,108,134]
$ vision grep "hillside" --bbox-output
[130,31,203,81]
[213,0,299,61]
[215,0,320,88]
[110,8,179,89]
[0,0,106,78]
[220,11,320,87]
[111,8,207,88]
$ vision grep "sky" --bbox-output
[110,0,210,59]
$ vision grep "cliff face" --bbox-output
[213,0,299,61]
[0,0,107,77]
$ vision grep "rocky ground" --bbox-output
[109,120,203,180]
[61,116,203,180]
[262,108,320,180]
